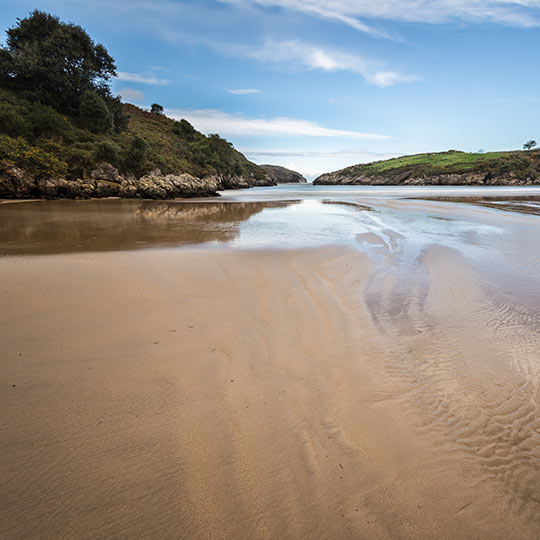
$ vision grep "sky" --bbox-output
[2,1,540,179]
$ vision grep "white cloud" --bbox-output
[166,109,392,139]
[245,40,416,86]
[242,148,401,160]
[118,88,145,103]
[116,71,169,85]
[227,88,261,94]
[221,0,540,33]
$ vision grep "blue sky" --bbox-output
[2,0,540,178]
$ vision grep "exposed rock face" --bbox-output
[261,165,307,184]
[0,161,274,200]
[313,170,540,186]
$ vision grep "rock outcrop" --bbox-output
[261,165,307,184]
[0,162,275,200]
[313,170,539,186]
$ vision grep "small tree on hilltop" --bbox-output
[523,140,537,150]
[151,103,164,116]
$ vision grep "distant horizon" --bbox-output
[2,0,539,178]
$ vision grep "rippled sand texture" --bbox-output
[2,190,540,538]
[1,238,539,538]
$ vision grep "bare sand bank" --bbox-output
[1,246,539,539]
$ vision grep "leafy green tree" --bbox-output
[523,140,537,150]
[105,95,129,132]
[173,119,200,142]
[79,91,113,133]
[123,135,148,176]
[0,10,116,114]
[151,103,164,116]
[93,141,120,168]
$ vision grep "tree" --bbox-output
[0,10,117,114]
[150,103,164,116]
[123,135,148,177]
[79,90,113,133]
[523,140,537,150]
[172,119,200,141]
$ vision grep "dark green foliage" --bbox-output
[123,135,148,176]
[65,147,94,177]
[93,141,120,167]
[28,103,73,141]
[1,10,116,114]
[524,140,537,150]
[105,95,129,133]
[79,91,113,133]
[151,103,164,116]
[0,102,29,137]
[172,119,201,142]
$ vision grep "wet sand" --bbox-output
[1,191,540,538]
[1,245,539,539]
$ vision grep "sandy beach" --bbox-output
[1,220,539,538]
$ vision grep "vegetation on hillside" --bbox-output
[0,11,265,182]
[334,150,540,181]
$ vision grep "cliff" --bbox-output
[314,150,540,186]
[260,165,307,184]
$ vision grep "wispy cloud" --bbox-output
[221,0,540,34]
[118,88,145,103]
[116,71,169,85]
[242,147,401,160]
[245,40,416,86]
[227,88,261,94]
[166,109,392,139]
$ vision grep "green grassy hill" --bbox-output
[314,150,540,185]
[0,88,267,184]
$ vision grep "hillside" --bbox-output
[260,165,307,183]
[0,11,273,199]
[314,150,540,186]
[0,88,274,199]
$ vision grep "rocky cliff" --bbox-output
[0,162,273,200]
[260,165,307,184]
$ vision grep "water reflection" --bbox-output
[1,188,540,257]
[412,196,540,217]
[0,199,296,255]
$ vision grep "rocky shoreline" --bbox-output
[0,162,276,200]
[313,171,540,186]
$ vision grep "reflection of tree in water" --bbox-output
[0,200,297,255]
[136,201,293,224]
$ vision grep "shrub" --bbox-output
[79,90,113,133]
[65,147,94,177]
[0,103,29,137]
[0,134,67,177]
[93,141,120,167]
[27,102,72,141]
[123,135,148,176]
